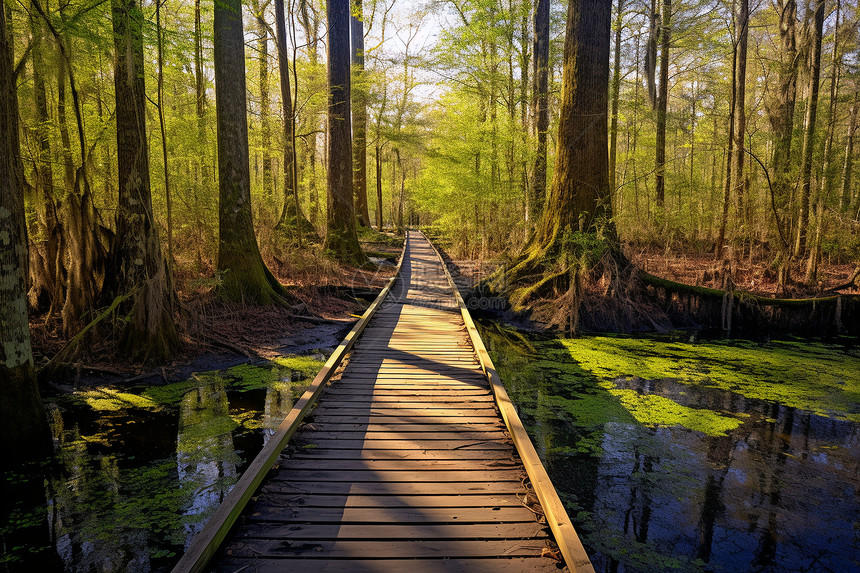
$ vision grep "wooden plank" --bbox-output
[261,481,526,496]
[285,449,513,461]
[291,440,511,451]
[222,539,549,559]
[229,523,548,540]
[250,493,527,509]
[170,236,409,573]
[270,468,523,482]
[306,415,503,424]
[244,506,537,523]
[213,557,562,573]
[277,458,518,471]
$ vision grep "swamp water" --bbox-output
[481,324,860,573]
[1,354,326,572]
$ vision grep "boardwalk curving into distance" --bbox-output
[174,231,593,573]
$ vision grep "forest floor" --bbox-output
[31,233,403,389]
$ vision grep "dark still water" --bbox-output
[481,324,860,573]
[0,355,325,572]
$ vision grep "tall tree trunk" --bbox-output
[324,0,363,262]
[351,0,370,227]
[840,91,858,212]
[794,0,825,257]
[530,0,549,221]
[535,0,613,246]
[156,0,173,273]
[299,0,320,227]
[731,0,749,238]
[375,143,383,229]
[609,0,624,194]
[767,0,798,287]
[654,0,670,211]
[1,3,52,462]
[255,0,273,199]
[108,0,179,362]
[214,0,289,303]
[806,0,840,282]
[716,29,738,259]
[274,0,309,242]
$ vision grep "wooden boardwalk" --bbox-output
[176,231,593,573]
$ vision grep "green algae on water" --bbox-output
[554,335,860,422]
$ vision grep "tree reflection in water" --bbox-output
[482,323,860,573]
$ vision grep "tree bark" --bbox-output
[534,0,612,247]
[108,0,180,362]
[254,0,273,199]
[351,0,370,227]
[794,0,825,257]
[654,0,670,210]
[609,0,624,194]
[215,0,289,303]
[839,91,858,212]
[1,4,51,462]
[529,0,549,220]
[324,0,363,262]
[731,0,749,236]
[716,31,738,259]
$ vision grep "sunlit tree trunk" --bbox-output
[1,5,51,461]
[351,0,370,227]
[324,0,363,262]
[609,0,624,195]
[794,0,825,258]
[840,91,858,212]
[214,0,289,302]
[533,0,613,249]
[254,0,273,199]
[731,0,749,238]
[107,0,180,361]
[654,0,670,211]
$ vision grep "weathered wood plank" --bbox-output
[229,522,548,540]
[276,458,518,471]
[244,506,537,523]
[261,480,526,496]
[250,493,527,509]
[222,539,549,559]
[213,557,562,573]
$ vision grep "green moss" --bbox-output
[605,388,745,436]
[80,389,158,411]
[553,335,860,422]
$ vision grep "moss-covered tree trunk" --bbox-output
[215,0,290,303]
[351,0,370,227]
[1,6,52,462]
[324,0,364,263]
[532,0,612,252]
[104,0,180,363]
[654,0,670,210]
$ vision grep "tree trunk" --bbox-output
[731,0,749,238]
[529,0,549,220]
[806,0,840,282]
[324,0,363,262]
[1,4,52,462]
[156,0,173,273]
[794,0,825,257]
[654,0,670,211]
[535,0,612,247]
[716,32,737,259]
[376,143,383,229]
[274,0,312,242]
[609,0,624,194]
[351,0,370,227]
[214,0,289,303]
[839,91,858,212]
[255,0,273,199]
[108,0,180,362]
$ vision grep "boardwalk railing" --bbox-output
[425,231,595,573]
[172,235,408,573]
